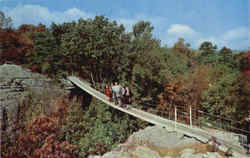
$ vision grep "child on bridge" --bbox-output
[105,84,112,102]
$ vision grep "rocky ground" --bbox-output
[89,126,248,158]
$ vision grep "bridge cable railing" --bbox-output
[138,101,249,131]
[141,101,249,147]
[92,82,249,136]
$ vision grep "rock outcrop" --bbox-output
[0,63,67,141]
[89,126,248,158]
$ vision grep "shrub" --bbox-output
[3,114,79,158]
[61,99,148,157]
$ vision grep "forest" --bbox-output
[0,11,250,158]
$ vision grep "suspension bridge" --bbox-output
[67,76,249,157]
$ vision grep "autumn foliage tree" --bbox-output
[237,51,250,122]
[0,12,34,65]
[3,115,79,158]
[0,29,33,65]
[158,65,211,123]
[172,38,193,57]
[240,51,250,76]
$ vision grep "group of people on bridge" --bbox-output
[105,81,132,108]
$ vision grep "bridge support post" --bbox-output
[190,106,192,128]
[175,106,177,131]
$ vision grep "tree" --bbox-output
[49,16,132,83]
[124,21,162,102]
[237,51,250,123]
[199,41,217,54]
[132,21,153,38]
[60,23,82,75]
[198,41,217,64]
[160,48,190,80]
[28,28,62,75]
[218,47,237,68]
[18,24,36,33]
[0,11,12,29]
[0,29,33,65]
[131,49,165,101]
[51,22,74,46]
[172,38,193,57]
[239,51,250,74]
[200,64,241,121]
[219,46,232,58]
[159,65,211,123]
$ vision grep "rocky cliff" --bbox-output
[0,63,67,140]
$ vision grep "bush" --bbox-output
[61,99,148,157]
[3,115,79,158]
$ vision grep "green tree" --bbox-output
[124,21,162,102]
[28,29,62,75]
[160,48,191,80]
[201,64,240,120]
[57,16,130,83]
[218,46,238,69]
[131,49,165,101]
[198,41,217,64]
[0,11,12,29]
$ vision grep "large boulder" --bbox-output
[179,149,223,158]
[89,126,249,158]
[132,146,162,158]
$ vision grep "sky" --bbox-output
[0,0,249,50]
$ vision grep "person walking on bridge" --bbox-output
[105,84,112,102]
[111,82,124,106]
[124,86,132,104]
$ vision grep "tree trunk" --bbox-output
[91,72,95,88]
